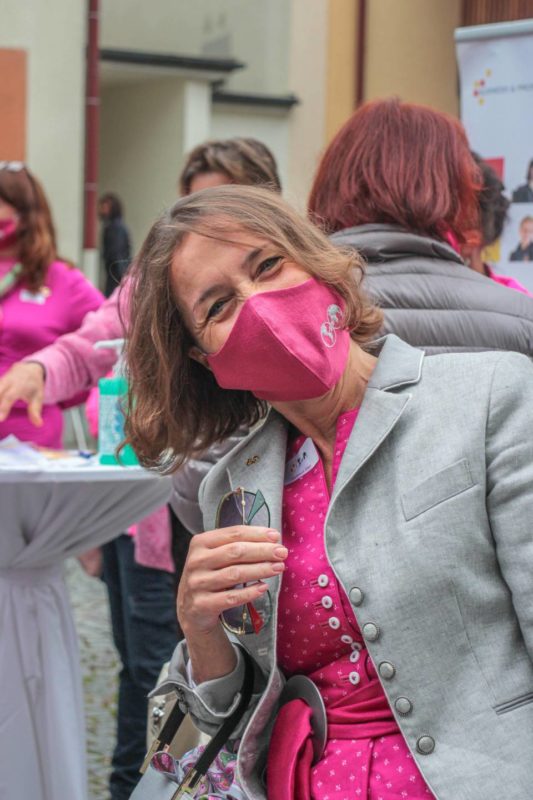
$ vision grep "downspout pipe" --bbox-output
[83,0,99,256]
[355,0,367,107]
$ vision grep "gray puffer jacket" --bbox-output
[330,223,533,356]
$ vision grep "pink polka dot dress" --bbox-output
[275,408,434,800]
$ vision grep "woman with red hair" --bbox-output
[309,98,533,356]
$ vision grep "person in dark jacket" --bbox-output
[512,159,533,203]
[98,192,131,297]
[308,98,533,357]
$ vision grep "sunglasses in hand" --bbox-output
[216,487,273,636]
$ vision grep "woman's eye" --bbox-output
[256,256,282,276]
[206,298,228,320]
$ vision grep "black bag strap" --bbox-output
[141,647,255,795]
[189,648,254,781]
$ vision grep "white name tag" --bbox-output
[284,437,320,485]
[20,289,46,305]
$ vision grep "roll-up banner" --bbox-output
[455,19,533,291]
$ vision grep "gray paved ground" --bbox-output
[66,558,119,800]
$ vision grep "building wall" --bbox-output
[325,0,357,142]
[100,0,310,212]
[286,0,329,210]
[99,78,187,253]
[364,0,462,115]
[100,0,290,94]
[210,105,290,190]
[0,0,86,264]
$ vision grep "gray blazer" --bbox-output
[161,335,533,800]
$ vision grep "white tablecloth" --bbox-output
[0,464,172,800]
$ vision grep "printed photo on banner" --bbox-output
[495,203,533,290]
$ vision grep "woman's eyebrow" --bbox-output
[192,247,264,314]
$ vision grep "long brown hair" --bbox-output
[0,165,57,290]
[124,185,382,473]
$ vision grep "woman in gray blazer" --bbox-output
[125,186,533,800]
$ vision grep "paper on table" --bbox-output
[47,455,97,469]
[0,436,97,470]
[0,436,50,469]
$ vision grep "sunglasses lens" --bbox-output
[221,584,272,635]
[217,489,271,529]
[217,489,273,635]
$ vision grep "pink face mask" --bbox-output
[0,217,18,249]
[206,278,350,402]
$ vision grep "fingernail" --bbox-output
[266,529,281,542]
[274,546,288,559]
[272,562,285,572]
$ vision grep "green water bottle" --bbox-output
[95,339,139,466]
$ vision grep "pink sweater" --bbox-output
[29,281,128,404]
[1,258,103,447]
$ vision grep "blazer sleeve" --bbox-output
[151,640,265,738]
[486,352,533,658]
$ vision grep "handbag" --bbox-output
[131,648,255,800]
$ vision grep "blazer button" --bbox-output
[349,587,364,606]
[395,697,413,716]
[328,616,341,630]
[362,622,380,642]
[378,661,396,680]
[416,735,435,755]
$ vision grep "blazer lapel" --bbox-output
[331,388,411,504]
[331,335,424,503]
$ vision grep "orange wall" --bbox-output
[0,49,27,160]
[325,0,357,141]
[364,0,462,116]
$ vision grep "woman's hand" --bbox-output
[178,525,287,684]
[0,361,45,425]
[178,525,287,637]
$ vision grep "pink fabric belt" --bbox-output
[327,679,398,740]
[267,679,398,800]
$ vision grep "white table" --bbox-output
[0,462,172,800]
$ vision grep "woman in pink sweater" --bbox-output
[0,162,103,447]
